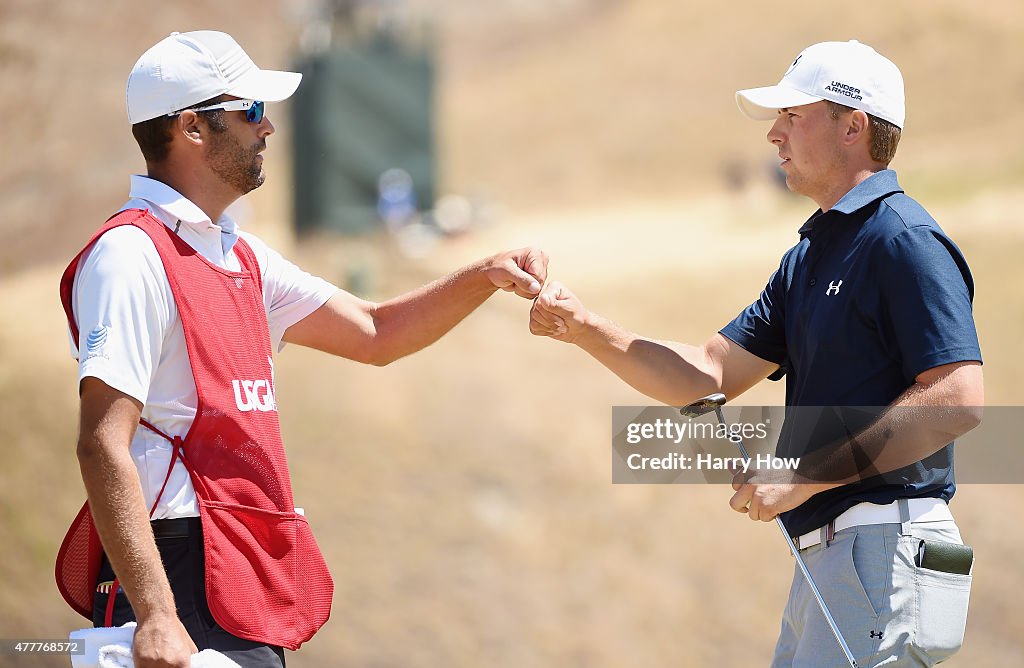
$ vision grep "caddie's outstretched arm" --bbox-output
[529,281,777,407]
[283,247,548,365]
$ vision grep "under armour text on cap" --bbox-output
[735,40,905,129]
[126,31,302,124]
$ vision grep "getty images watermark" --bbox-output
[623,417,800,474]
[612,405,1024,484]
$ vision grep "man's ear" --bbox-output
[844,109,871,146]
[176,111,204,146]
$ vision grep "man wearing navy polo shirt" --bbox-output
[530,41,982,667]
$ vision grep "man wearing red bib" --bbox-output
[57,31,548,668]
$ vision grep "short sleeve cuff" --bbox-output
[271,283,339,353]
[719,324,786,366]
[903,346,983,383]
[79,359,149,406]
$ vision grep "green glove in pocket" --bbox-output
[916,539,974,575]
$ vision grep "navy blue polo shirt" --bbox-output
[720,170,982,537]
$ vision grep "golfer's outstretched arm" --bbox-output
[530,281,777,406]
[77,377,196,667]
[284,247,548,366]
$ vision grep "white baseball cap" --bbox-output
[126,31,302,124]
[736,40,905,129]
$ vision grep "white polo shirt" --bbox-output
[70,175,339,519]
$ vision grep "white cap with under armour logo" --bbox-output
[735,40,905,129]
[126,31,301,124]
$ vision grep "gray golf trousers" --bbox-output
[772,516,971,667]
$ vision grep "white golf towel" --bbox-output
[69,622,241,668]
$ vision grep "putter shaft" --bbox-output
[703,401,859,668]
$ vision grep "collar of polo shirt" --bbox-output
[798,170,905,237]
[128,175,238,235]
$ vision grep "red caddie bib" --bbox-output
[56,209,333,650]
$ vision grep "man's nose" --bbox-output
[767,116,784,145]
[259,116,275,138]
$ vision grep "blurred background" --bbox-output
[2,0,1022,665]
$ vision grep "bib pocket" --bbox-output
[198,500,333,650]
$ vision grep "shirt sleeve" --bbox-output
[72,226,171,405]
[241,233,339,352]
[877,226,983,383]
[719,254,790,367]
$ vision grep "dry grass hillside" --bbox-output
[2,1,1023,666]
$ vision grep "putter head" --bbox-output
[680,393,727,418]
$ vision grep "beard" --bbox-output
[207,130,266,195]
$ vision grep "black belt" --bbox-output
[150,517,200,539]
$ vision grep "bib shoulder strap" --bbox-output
[59,209,165,343]
[232,236,264,295]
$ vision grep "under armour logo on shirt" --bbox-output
[826,280,843,296]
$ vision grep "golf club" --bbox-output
[681,393,859,668]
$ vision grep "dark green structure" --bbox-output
[291,39,435,234]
